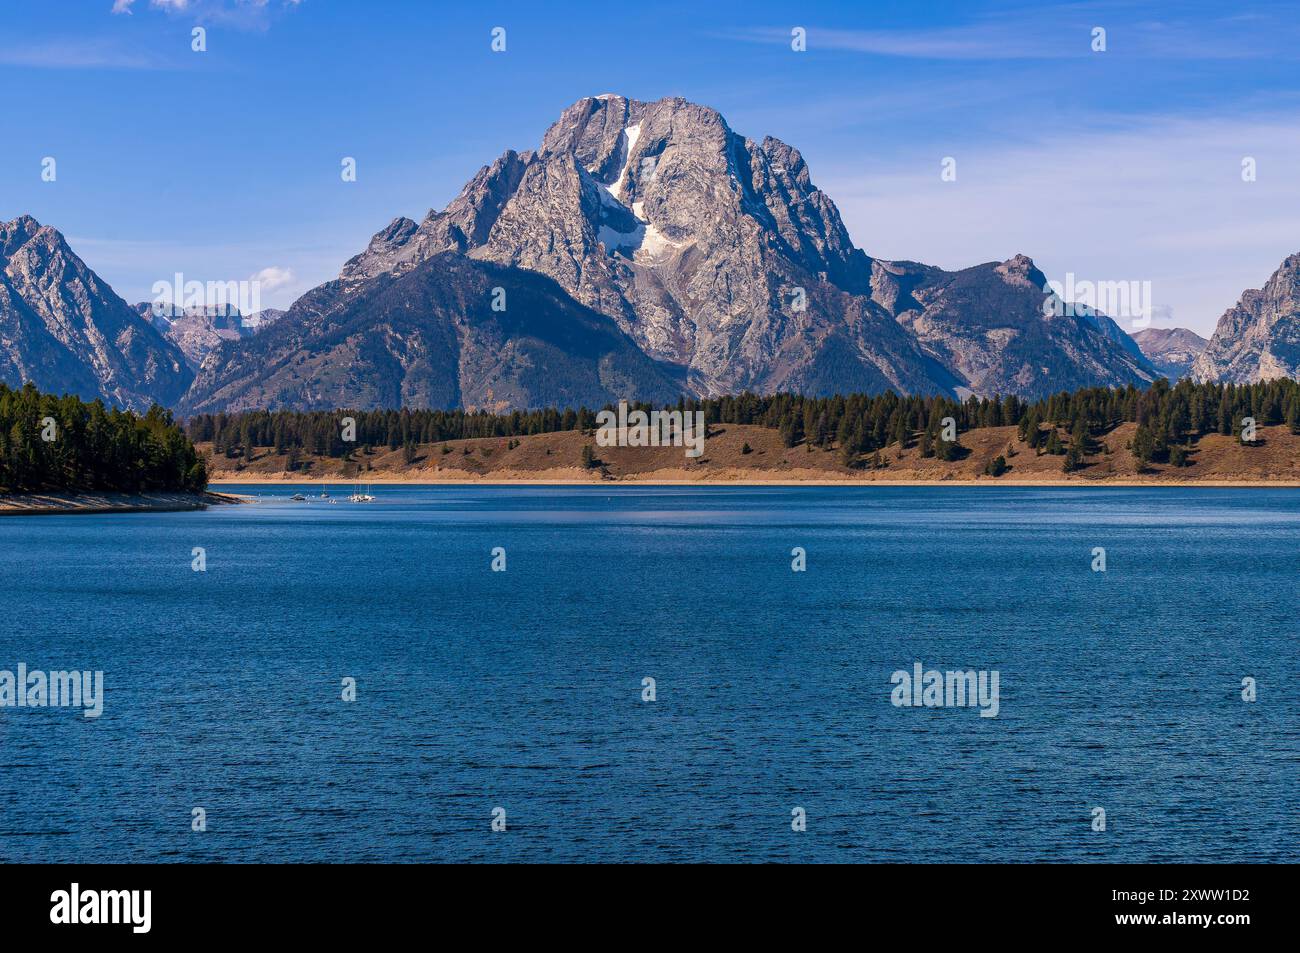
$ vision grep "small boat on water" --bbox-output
[349,483,375,503]
[290,493,306,501]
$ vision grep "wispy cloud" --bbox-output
[817,112,1300,335]
[0,38,174,69]
[727,24,1068,61]
[7,0,304,67]
[724,5,1300,61]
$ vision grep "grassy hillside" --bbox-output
[203,421,1300,485]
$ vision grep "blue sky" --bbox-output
[3,0,1298,334]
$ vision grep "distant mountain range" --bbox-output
[132,302,285,372]
[3,95,1296,413]
[1131,327,1208,380]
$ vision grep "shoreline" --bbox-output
[211,476,1300,488]
[0,490,241,516]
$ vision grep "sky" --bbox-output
[2,0,1298,335]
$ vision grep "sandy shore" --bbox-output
[0,490,242,516]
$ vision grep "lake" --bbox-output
[1,485,1296,862]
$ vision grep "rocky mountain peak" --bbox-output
[539,93,646,172]
[995,254,1047,290]
[1,214,75,265]
[0,215,191,409]
[1274,252,1300,277]
[0,215,43,256]
[1131,327,1208,380]
[1191,251,1300,383]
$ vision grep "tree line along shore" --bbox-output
[0,382,206,501]
[3,378,1299,497]
[192,378,1300,484]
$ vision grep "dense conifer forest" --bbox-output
[0,383,207,493]
[186,378,1300,472]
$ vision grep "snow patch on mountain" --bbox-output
[603,124,640,202]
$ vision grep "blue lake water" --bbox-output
[1,485,1297,863]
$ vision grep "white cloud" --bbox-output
[108,0,300,30]
[251,266,294,293]
[111,0,196,11]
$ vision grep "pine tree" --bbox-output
[1131,425,1156,469]
[919,428,934,458]
[892,413,910,450]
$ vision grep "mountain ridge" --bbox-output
[178,252,684,414]
[8,94,1245,414]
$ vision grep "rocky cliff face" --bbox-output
[178,253,683,414]
[1131,327,1208,380]
[0,216,191,410]
[1191,254,1300,383]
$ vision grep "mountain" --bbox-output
[871,256,1157,396]
[178,253,683,414]
[335,95,961,399]
[1131,327,1208,380]
[192,93,1151,411]
[135,302,286,371]
[1191,254,1300,384]
[0,216,191,410]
